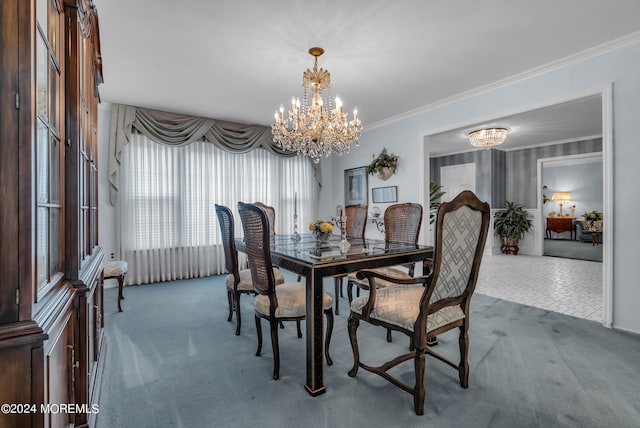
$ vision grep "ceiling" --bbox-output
[426,94,603,156]
[94,1,640,150]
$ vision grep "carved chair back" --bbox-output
[214,204,240,282]
[384,203,423,244]
[237,202,277,310]
[418,191,490,326]
[344,204,368,239]
[254,202,276,236]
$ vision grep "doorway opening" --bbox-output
[539,153,603,262]
[419,89,612,327]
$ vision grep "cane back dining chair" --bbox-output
[347,190,490,415]
[346,202,423,303]
[215,204,284,336]
[253,202,276,236]
[237,202,334,380]
[333,204,368,315]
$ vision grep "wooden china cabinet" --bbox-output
[0,1,104,427]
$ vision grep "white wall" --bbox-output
[97,104,117,287]
[323,40,640,333]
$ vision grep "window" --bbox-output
[35,0,64,298]
[120,133,317,284]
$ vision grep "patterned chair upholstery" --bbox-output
[333,204,368,315]
[215,204,284,336]
[574,218,603,243]
[238,202,334,380]
[347,190,490,415]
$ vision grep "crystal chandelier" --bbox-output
[272,47,362,163]
[468,128,509,148]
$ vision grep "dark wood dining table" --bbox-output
[236,233,434,397]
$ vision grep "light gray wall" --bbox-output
[324,40,640,333]
[543,159,603,219]
[97,105,117,265]
[507,138,602,208]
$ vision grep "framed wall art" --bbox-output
[344,166,368,206]
[372,186,398,203]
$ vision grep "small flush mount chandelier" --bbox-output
[272,47,362,164]
[467,128,509,148]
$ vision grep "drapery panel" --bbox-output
[108,103,322,206]
[120,133,318,285]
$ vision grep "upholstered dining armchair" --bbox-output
[346,190,489,415]
[346,202,423,304]
[215,204,284,336]
[333,204,368,315]
[237,202,334,380]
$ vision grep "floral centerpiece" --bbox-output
[309,219,334,243]
[582,210,603,231]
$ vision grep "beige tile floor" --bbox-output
[476,254,603,322]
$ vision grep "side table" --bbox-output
[546,217,576,240]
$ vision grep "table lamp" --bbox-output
[551,192,572,216]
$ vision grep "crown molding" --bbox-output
[430,134,602,158]
[365,31,640,132]
[541,152,602,168]
[501,134,603,152]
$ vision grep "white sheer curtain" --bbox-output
[119,133,318,285]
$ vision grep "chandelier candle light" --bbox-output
[272,47,362,163]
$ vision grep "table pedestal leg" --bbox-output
[304,268,326,396]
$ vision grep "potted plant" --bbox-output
[542,185,550,204]
[429,182,446,224]
[582,210,603,231]
[367,148,398,180]
[493,201,533,255]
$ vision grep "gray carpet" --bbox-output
[544,238,603,262]
[95,274,640,428]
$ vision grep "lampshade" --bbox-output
[467,128,508,148]
[551,192,572,203]
[552,191,572,215]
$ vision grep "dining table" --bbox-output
[235,233,434,397]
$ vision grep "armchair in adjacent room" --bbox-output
[574,215,603,243]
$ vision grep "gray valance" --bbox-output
[108,103,321,205]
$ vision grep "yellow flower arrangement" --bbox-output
[309,220,334,234]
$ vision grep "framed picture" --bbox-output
[372,186,398,203]
[344,167,368,206]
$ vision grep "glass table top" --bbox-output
[263,233,431,265]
